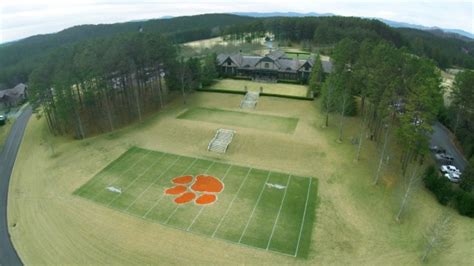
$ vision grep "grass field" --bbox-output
[177,107,299,134]
[209,79,310,98]
[74,147,318,258]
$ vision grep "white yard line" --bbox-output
[186,165,233,231]
[212,168,253,238]
[238,171,272,243]
[141,158,198,218]
[124,156,185,212]
[107,153,167,206]
[164,161,216,224]
[294,177,312,257]
[266,175,292,250]
[91,151,151,201]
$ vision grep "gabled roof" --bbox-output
[0,83,27,98]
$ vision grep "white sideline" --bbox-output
[164,161,216,224]
[124,156,184,212]
[266,175,292,250]
[91,150,151,201]
[186,165,233,231]
[211,168,253,238]
[238,171,272,243]
[294,178,312,257]
[107,152,167,206]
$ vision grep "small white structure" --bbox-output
[106,186,122,194]
[208,128,236,153]
[240,91,259,109]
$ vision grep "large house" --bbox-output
[0,83,28,108]
[217,50,332,83]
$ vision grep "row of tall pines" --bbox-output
[29,32,180,138]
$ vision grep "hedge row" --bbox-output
[423,166,474,218]
[196,88,314,101]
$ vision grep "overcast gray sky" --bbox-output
[0,0,472,43]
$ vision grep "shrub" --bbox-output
[423,166,453,206]
[454,190,474,217]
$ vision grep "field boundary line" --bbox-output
[91,150,152,201]
[187,165,233,231]
[107,152,167,206]
[212,168,252,238]
[294,178,312,257]
[266,175,292,250]
[141,158,198,218]
[165,161,216,224]
[238,171,272,243]
[124,156,183,211]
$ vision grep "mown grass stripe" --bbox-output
[294,177,312,257]
[266,175,292,250]
[212,168,252,238]
[238,171,272,243]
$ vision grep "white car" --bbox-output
[440,165,460,175]
[444,172,461,183]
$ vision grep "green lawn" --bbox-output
[208,79,310,98]
[74,147,318,258]
[177,107,299,134]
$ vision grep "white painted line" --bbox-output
[212,168,253,238]
[164,161,216,224]
[141,158,198,218]
[91,150,151,201]
[238,171,272,243]
[125,156,185,212]
[187,165,233,231]
[294,178,312,257]
[266,175,292,250]
[107,152,167,206]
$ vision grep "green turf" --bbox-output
[177,107,299,134]
[74,147,318,258]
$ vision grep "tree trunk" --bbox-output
[373,123,390,185]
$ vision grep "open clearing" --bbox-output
[208,79,310,98]
[177,107,299,134]
[74,147,318,258]
[8,91,474,264]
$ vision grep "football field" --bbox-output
[74,147,318,258]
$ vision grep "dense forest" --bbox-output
[1,14,473,90]
[0,14,255,89]
[224,16,474,69]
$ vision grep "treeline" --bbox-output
[29,33,180,138]
[319,38,443,183]
[223,16,474,69]
[0,14,255,89]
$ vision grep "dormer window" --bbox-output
[227,61,232,66]
[264,63,270,68]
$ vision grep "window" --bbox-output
[264,63,270,68]
[227,61,231,66]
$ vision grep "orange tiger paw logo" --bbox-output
[165,175,224,205]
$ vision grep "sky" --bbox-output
[0,0,472,43]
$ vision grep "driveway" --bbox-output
[430,121,468,171]
[0,105,31,266]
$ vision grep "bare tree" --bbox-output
[355,106,369,161]
[396,164,420,222]
[421,212,452,263]
[373,123,390,185]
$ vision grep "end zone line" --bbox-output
[124,156,184,212]
[107,152,167,206]
[266,175,292,250]
[165,161,216,224]
[91,151,151,201]
[186,165,233,232]
[212,168,252,238]
[238,171,272,243]
[294,177,312,257]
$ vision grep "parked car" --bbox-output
[435,153,454,163]
[0,115,6,126]
[430,145,446,154]
[440,165,461,175]
[444,172,461,183]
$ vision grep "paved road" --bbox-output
[0,106,31,266]
[430,121,468,171]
